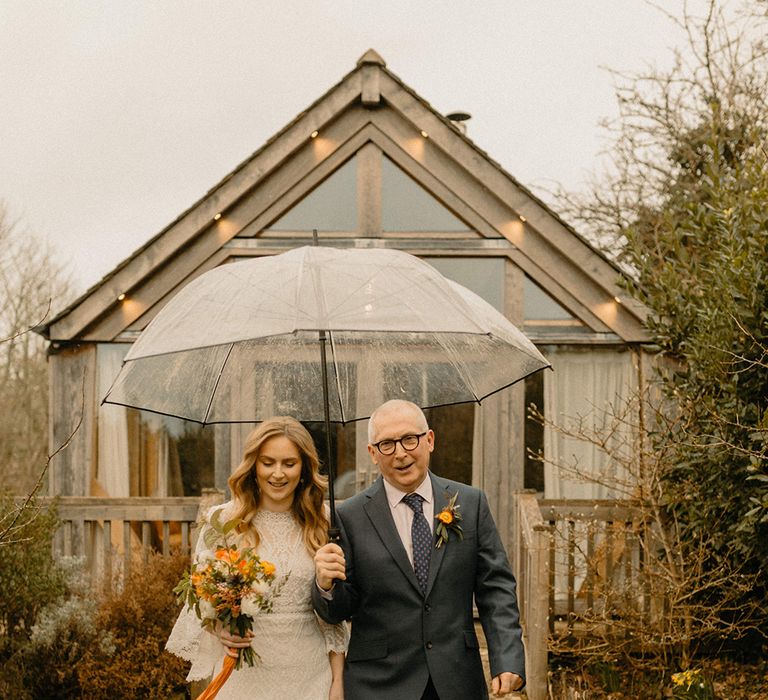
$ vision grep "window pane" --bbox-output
[97,344,215,499]
[305,421,357,499]
[126,410,215,497]
[524,372,545,492]
[268,157,357,231]
[382,156,470,231]
[425,404,473,485]
[523,276,576,321]
[423,256,505,312]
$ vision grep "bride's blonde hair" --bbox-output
[228,417,328,554]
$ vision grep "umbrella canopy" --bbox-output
[104,245,550,424]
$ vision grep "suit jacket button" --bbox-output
[426,642,433,650]
[424,604,431,612]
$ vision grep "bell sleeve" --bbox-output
[165,505,229,681]
[315,614,350,655]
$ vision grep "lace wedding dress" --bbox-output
[167,505,348,699]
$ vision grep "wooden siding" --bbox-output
[48,345,97,497]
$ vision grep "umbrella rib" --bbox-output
[203,343,235,424]
[327,331,347,423]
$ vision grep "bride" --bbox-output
[167,417,348,699]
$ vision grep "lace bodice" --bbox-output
[166,504,348,699]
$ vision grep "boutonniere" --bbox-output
[434,492,463,549]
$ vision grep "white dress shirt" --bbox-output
[317,475,436,597]
[381,475,435,566]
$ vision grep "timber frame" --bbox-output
[41,49,648,346]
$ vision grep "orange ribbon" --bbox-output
[196,651,237,700]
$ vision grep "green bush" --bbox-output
[0,493,65,654]
[17,556,108,699]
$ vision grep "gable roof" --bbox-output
[40,49,650,345]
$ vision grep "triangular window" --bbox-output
[523,277,582,327]
[267,157,357,231]
[382,156,469,232]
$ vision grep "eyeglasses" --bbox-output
[372,432,427,456]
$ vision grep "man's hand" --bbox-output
[218,626,254,658]
[491,672,523,697]
[315,542,346,590]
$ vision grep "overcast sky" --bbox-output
[1,1,710,294]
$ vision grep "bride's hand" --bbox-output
[216,624,254,657]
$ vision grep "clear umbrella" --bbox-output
[103,245,551,529]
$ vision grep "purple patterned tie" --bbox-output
[403,492,431,594]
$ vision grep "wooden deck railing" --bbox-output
[538,499,650,643]
[43,492,225,583]
[512,494,651,700]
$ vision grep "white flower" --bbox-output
[251,579,271,597]
[240,594,262,618]
[197,549,216,563]
[199,599,217,620]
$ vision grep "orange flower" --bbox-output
[434,491,463,549]
[237,559,252,575]
[215,548,240,564]
[260,560,276,577]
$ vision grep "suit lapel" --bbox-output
[425,474,451,597]
[363,478,422,595]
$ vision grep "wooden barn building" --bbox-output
[38,50,654,698]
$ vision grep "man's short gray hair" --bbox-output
[368,400,429,444]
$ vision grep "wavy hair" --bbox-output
[228,417,328,554]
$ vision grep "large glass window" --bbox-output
[125,410,215,497]
[422,256,505,312]
[267,156,357,231]
[382,156,470,232]
[305,422,357,498]
[96,344,215,499]
[425,404,474,484]
[523,276,584,329]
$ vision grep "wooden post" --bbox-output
[526,524,551,700]
[512,491,551,700]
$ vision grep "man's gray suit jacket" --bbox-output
[312,472,526,700]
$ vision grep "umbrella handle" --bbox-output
[327,526,341,543]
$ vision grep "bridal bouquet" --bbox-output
[174,510,285,698]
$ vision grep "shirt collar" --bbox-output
[382,473,433,508]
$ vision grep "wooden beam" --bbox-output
[47,496,202,521]
[48,345,97,497]
[361,63,382,106]
[357,142,381,237]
